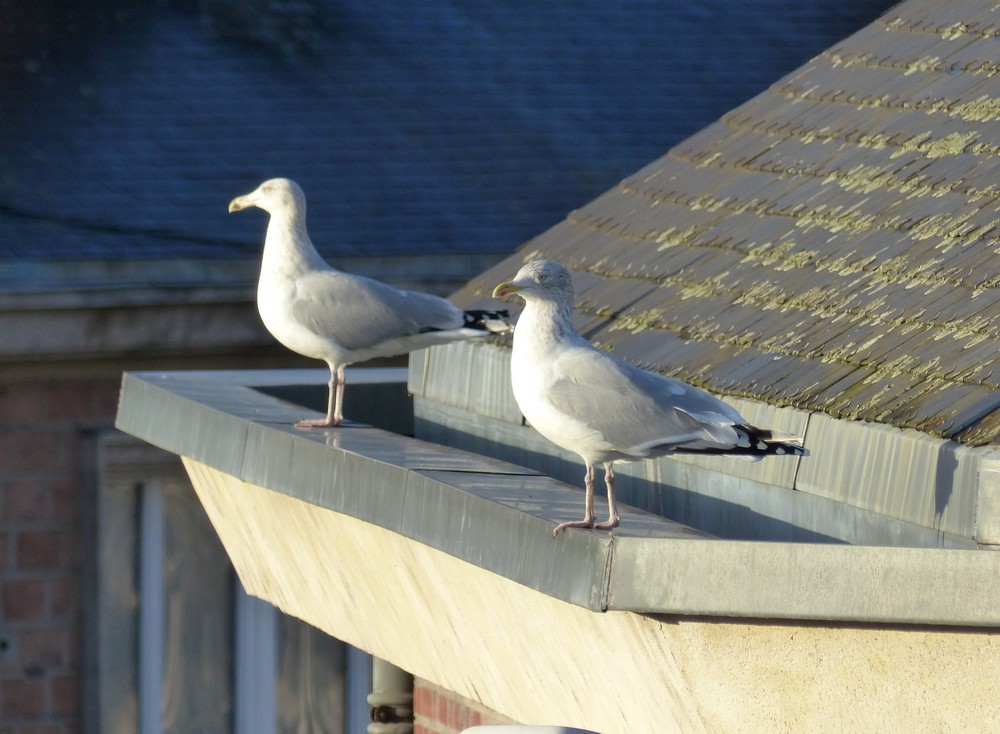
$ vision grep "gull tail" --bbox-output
[463,308,513,334]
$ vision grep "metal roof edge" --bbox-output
[115,368,1000,626]
[413,342,999,545]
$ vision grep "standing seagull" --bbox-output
[493,260,808,537]
[230,177,508,428]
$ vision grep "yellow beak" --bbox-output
[492,280,523,299]
[228,191,257,213]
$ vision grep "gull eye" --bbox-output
[538,273,547,282]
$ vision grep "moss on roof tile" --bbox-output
[456,0,1000,445]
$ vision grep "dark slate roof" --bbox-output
[0,0,891,280]
[456,0,1000,446]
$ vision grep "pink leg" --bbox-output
[594,462,620,530]
[553,463,597,537]
[332,365,346,424]
[296,365,346,428]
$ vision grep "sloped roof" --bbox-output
[456,0,1000,446]
[0,0,891,279]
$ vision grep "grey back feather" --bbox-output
[545,342,745,457]
[291,270,464,351]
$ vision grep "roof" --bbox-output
[0,0,891,280]
[455,0,1000,446]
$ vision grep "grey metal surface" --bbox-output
[411,395,983,549]
[116,369,1000,625]
[451,0,1000,446]
[116,369,709,612]
[611,539,1000,625]
[410,343,994,548]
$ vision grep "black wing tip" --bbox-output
[672,442,808,458]
[462,308,511,330]
[764,442,809,457]
[736,424,809,457]
[669,424,808,458]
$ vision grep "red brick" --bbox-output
[50,675,77,717]
[50,482,78,526]
[414,684,430,716]
[18,627,66,670]
[0,432,18,476]
[0,384,50,426]
[13,430,71,476]
[89,382,123,423]
[2,483,51,524]
[58,532,80,573]
[48,578,78,619]
[12,724,65,734]
[2,580,45,620]
[436,690,448,725]
[63,627,80,669]
[16,533,61,570]
[1,678,45,719]
[44,384,96,425]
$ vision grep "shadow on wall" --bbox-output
[254,380,415,436]
[261,380,965,547]
[934,440,959,523]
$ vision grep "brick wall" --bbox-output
[0,344,293,733]
[0,377,120,734]
[414,678,514,734]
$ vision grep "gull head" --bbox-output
[492,259,574,304]
[228,177,306,215]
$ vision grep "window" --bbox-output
[88,433,370,734]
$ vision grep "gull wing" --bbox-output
[544,343,744,457]
[289,270,464,351]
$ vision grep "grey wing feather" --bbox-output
[546,345,743,455]
[290,271,464,351]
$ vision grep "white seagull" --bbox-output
[230,177,509,428]
[493,259,808,537]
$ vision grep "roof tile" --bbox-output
[457,0,1000,444]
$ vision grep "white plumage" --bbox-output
[230,177,508,427]
[494,259,808,536]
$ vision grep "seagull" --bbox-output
[493,259,808,537]
[229,177,509,428]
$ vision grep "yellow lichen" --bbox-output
[609,308,666,335]
[941,22,969,40]
[891,131,976,160]
[741,241,818,271]
[654,225,704,251]
[924,131,977,158]
[908,210,978,246]
[678,274,729,301]
[793,206,879,234]
[824,164,892,194]
[904,56,942,75]
[935,315,995,347]
[951,95,1000,122]
[815,252,879,276]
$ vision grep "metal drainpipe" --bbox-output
[367,658,414,734]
